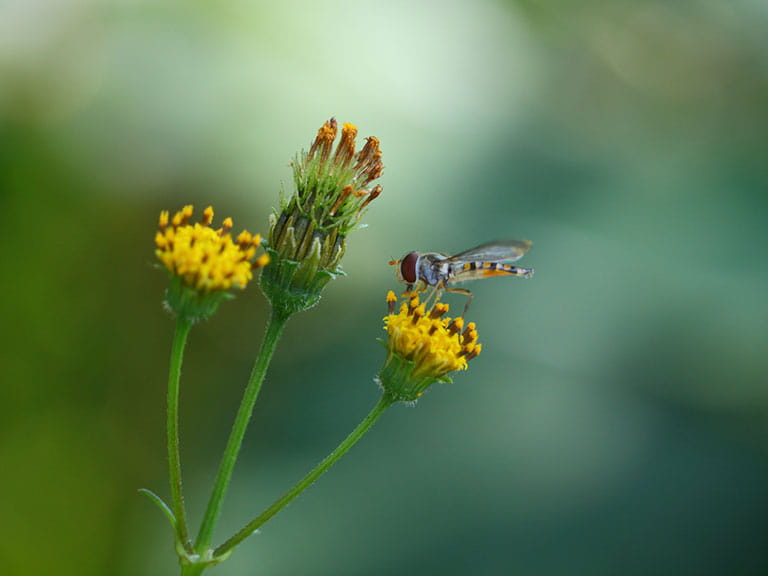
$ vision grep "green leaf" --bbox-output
[139,488,176,529]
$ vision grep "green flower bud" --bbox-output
[261,119,383,318]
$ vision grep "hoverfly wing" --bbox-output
[447,240,532,264]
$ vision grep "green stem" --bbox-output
[168,318,194,553]
[213,393,395,559]
[194,310,289,552]
[180,564,206,576]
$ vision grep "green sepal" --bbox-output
[377,349,449,403]
[259,247,338,318]
[163,275,233,323]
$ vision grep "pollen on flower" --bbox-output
[155,205,269,293]
[201,206,214,226]
[383,293,481,384]
[448,316,464,335]
[307,118,338,163]
[334,124,358,167]
[354,137,384,187]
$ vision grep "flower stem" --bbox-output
[180,564,206,576]
[194,309,290,552]
[168,317,194,553]
[213,393,395,559]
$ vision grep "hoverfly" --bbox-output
[390,240,534,316]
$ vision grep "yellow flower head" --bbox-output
[379,291,481,402]
[155,205,269,321]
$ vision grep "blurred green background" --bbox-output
[1,0,767,574]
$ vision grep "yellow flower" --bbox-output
[155,205,269,321]
[378,291,481,402]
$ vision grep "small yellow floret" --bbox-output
[236,230,252,245]
[155,206,269,293]
[201,206,214,226]
[255,253,271,268]
[383,293,481,382]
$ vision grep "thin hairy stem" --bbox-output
[194,310,289,551]
[168,318,194,552]
[214,394,394,558]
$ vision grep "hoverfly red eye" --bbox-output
[400,252,419,284]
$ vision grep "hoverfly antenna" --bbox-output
[388,259,400,266]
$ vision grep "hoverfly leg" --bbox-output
[423,285,442,308]
[401,283,429,301]
[445,286,473,317]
